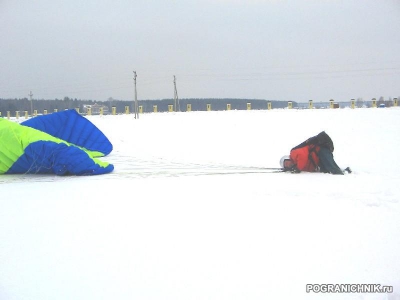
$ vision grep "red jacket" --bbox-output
[290,144,320,172]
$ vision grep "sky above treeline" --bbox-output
[1,0,399,102]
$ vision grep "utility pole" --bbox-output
[133,71,138,119]
[29,91,33,117]
[173,75,180,112]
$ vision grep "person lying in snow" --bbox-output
[280,131,351,175]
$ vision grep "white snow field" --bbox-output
[1,107,400,300]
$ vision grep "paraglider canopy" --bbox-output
[0,109,114,176]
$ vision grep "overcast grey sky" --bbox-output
[1,0,399,102]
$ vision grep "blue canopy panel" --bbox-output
[21,109,113,156]
[7,140,114,175]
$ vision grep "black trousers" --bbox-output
[318,147,344,175]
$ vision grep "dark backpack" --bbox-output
[292,131,334,152]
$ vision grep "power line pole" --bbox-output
[173,75,180,112]
[133,71,138,119]
[29,91,33,117]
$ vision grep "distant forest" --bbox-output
[0,97,294,115]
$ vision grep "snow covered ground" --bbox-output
[1,107,400,300]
